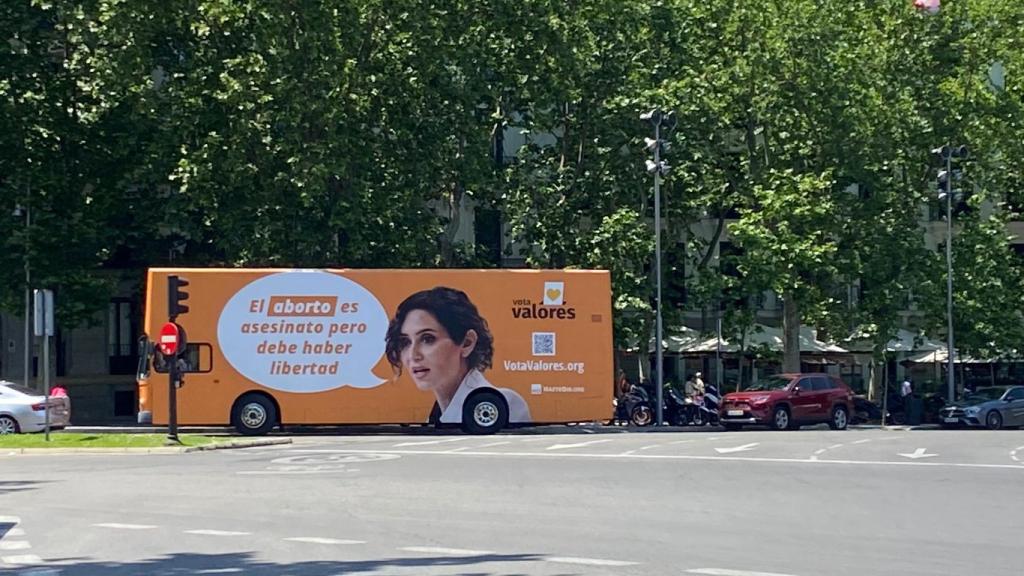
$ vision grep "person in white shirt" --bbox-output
[901,378,913,398]
[384,286,531,425]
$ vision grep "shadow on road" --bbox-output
[0,479,47,495]
[42,551,572,575]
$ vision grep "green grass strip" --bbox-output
[0,433,232,448]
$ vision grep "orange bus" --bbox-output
[137,268,614,434]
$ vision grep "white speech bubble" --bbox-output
[217,271,388,392]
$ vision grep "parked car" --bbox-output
[719,373,855,431]
[939,385,1024,430]
[0,381,71,434]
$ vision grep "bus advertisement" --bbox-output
[137,268,614,434]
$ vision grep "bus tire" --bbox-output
[231,393,277,436]
[461,391,508,435]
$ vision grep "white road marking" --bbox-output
[444,447,471,453]
[853,439,872,445]
[92,523,157,530]
[400,546,495,556]
[638,445,661,451]
[688,565,798,569]
[285,537,365,545]
[0,517,22,524]
[196,569,244,574]
[668,440,695,445]
[0,541,30,550]
[316,448,1024,470]
[898,448,938,460]
[4,528,25,537]
[715,443,759,454]
[546,556,639,567]
[545,439,613,451]
[184,530,250,536]
[392,438,470,447]
[476,441,512,448]
[1011,446,1023,463]
[828,444,844,450]
[1,554,42,565]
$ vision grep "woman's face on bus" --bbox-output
[399,309,476,393]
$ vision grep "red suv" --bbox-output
[719,373,854,431]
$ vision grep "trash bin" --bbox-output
[907,397,924,426]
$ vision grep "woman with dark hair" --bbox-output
[385,286,531,425]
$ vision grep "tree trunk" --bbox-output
[782,292,801,372]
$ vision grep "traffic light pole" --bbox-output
[167,352,179,443]
[944,151,955,404]
[653,120,664,427]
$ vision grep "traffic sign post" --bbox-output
[33,289,54,442]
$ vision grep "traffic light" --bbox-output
[168,275,190,320]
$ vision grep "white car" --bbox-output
[0,382,71,434]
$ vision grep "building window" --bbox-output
[108,299,138,375]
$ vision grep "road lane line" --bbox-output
[4,528,25,537]
[92,523,157,530]
[545,439,612,450]
[0,541,30,550]
[392,438,470,447]
[285,537,365,545]
[853,439,871,445]
[184,530,250,536]
[315,448,1024,470]
[0,517,21,524]
[828,444,844,450]
[400,546,495,556]
[547,556,639,567]
[444,447,471,453]
[668,440,694,445]
[195,570,244,574]
[688,565,798,569]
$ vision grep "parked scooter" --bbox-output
[683,383,721,426]
[614,385,654,426]
[664,388,692,426]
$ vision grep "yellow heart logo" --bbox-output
[546,288,562,301]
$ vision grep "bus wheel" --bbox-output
[232,393,277,436]
[462,391,508,435]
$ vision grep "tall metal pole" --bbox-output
[945,151,955,402]
[23,196,31,389]
[654,121,664,426]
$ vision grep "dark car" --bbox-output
[940,386,1024,430]
[719,373,855,431]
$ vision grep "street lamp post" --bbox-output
[12,194,31,388]
[642,109,676,426]
[935,144,967,403]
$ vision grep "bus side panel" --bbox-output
[143,268,614,426]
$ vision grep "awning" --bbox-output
[843,328,945,353]
[667,324,847,354]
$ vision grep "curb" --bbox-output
[182,438,292,453]
[4,438,292,455]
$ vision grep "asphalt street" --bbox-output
[2,427,1022,576]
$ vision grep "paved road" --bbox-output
[2,427,1023,575]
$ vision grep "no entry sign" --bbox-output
[158,322,181,356]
